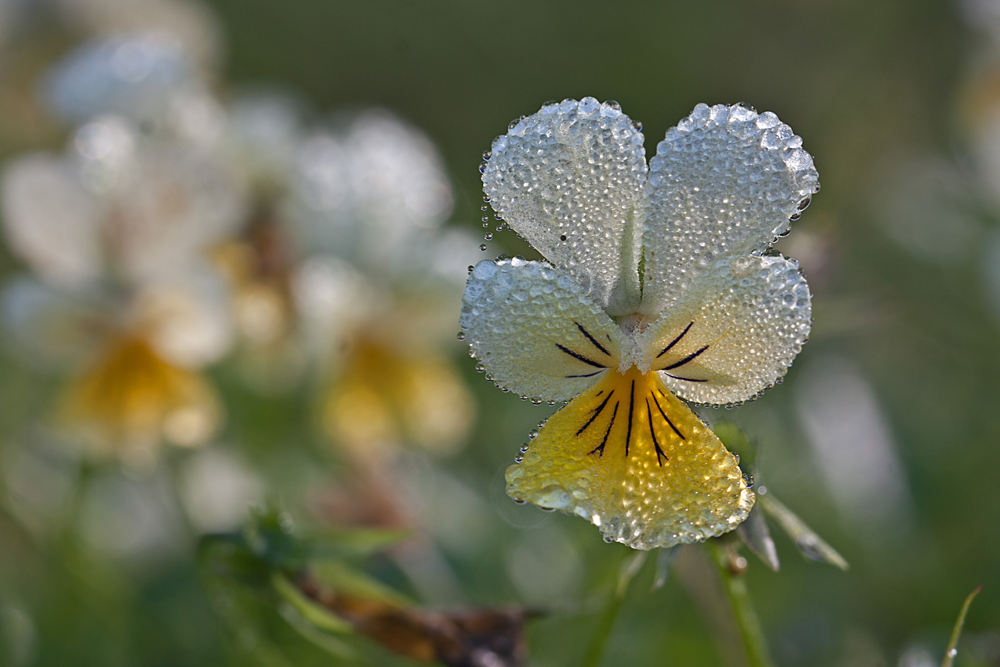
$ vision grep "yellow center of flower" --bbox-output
[63,336,218,453]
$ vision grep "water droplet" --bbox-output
[482,150,492,161]
[606,100,621,110]
[789,212,801,222]
[512,498,526,504]
[467,265,474,274]
[483,194,491,203]
[797,196,811,211]
[479,244,488,252]
[631,120,643,132]
[514,455,523,463]
[481,205,489,212]
[456,331,466,341]
[485,232,494,241]
[519,444,529,453]
[479,162,487,174]
[475,363,486,373]
[528,430,539,440]
[603,536,614,543]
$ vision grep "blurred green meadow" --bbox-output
[1,0,998,666]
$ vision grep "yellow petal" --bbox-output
[62,336,220,455]
[323,340,473,455]
[505,366,753,549]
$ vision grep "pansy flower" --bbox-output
[286,109,479,456]
[460,99,817,549]
[0,115,243,459]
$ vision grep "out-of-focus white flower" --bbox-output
[281,110,478,457]
[288,109,457,275]
[51,0,221,67]
[43,33,226,146]
[0,116,243,457]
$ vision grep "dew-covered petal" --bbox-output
[460,258,628,402]
[636,254,811,406]
[505,367,753,550]
[482,98,647,315]
[287,110,453,271]
[640,103,819,316]
[1,154,103,287]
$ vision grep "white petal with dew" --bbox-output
[460,258,628,402]
[636,254,811,405]
[1,154,104,287]
[482,98,646,315]
[640,103,819,316]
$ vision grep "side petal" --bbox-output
[636,255,811,406]
[640,103,819,316]
[133,263,235,368]
[1,154,104,287]
[460,259,627,403]
[482,98,646,315]
[505,367,753,550]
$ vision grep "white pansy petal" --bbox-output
[292,255,385,362]
[636,255,811,405]
[135,264,234,367]
[482,98,647,315]
[287,110,452,270]
[44,33,194,125]
[113,144,246,282]
[1,154,103,286]
[1,276,110,367]
[640,103,819,316]
[460,258,627,402]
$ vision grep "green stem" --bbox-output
[581,551,647,667]
[942,586,982,667]
[707,542,776,667]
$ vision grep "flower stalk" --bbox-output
[707,541,776,667]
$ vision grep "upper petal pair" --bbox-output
[481,99,819,319]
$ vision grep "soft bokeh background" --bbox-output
[1,0,998,666]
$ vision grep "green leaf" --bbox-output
[302,528,412,561]
[271,573,355,636]
[651,546,680,591]
[311,561,415,607]
[759,495,848,571]
[736,505,780,572]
